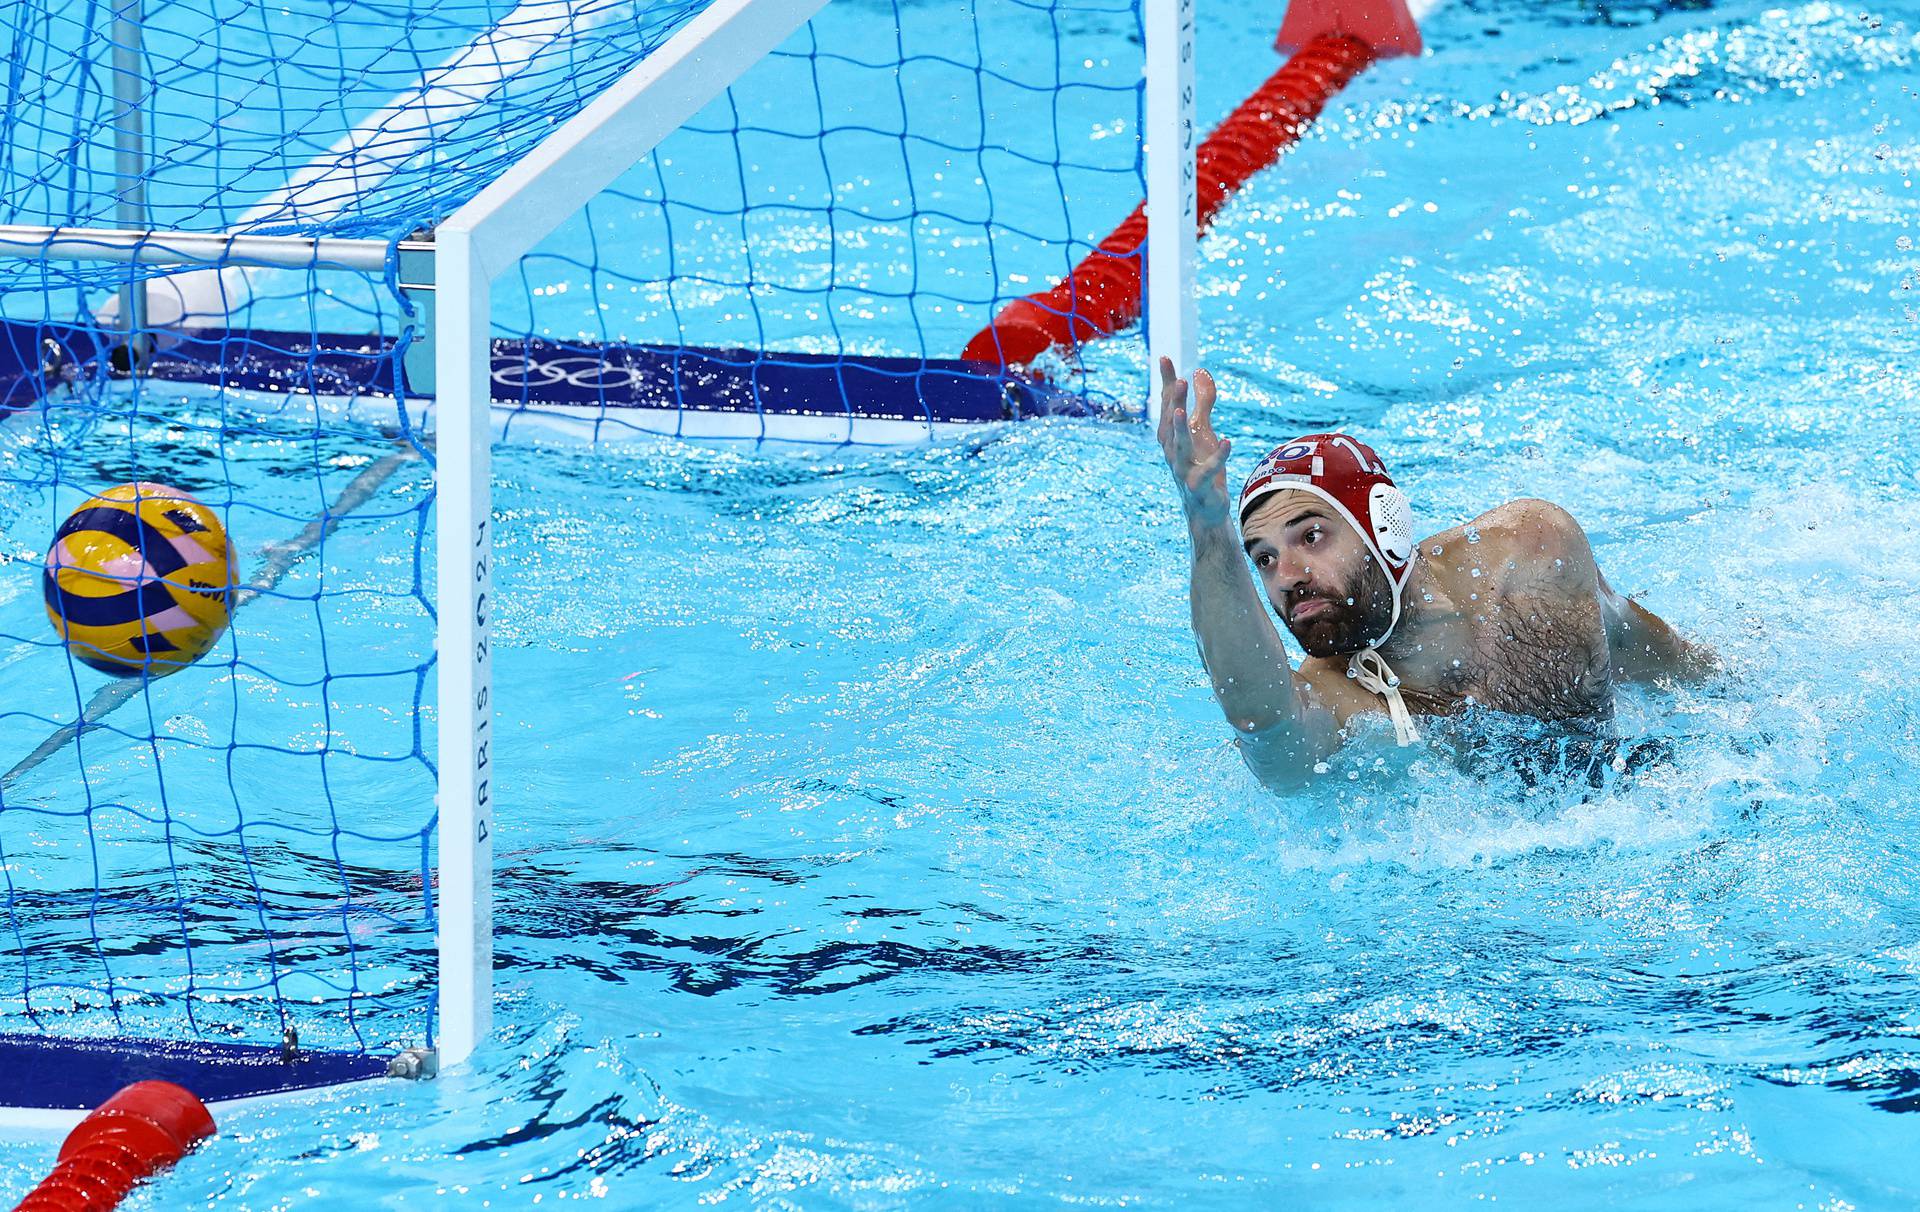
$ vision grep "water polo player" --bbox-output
[1154,358,1718,786]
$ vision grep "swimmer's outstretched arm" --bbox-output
[1521,501,1721,684]
[1597,571,1721,683]
[1156,360,1336,780]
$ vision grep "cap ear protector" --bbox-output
[1368,482,1414,565]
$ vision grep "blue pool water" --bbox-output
[5,0,1920,1206]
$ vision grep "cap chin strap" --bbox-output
[1352,557,1417,746]
[1358,526,1419,743]
[1349,648,1420,746]
[1374,574,1404,646]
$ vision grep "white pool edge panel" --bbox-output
[0,1075,402,1137]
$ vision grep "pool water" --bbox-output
[5,0,1920,1206]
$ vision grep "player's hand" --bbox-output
[1155,357,1231,524]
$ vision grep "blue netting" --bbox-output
[502,0,1150,408]
[2,0,1149,402]
[0,335,440,1056]
[0,0,717,240]
[0,0,1150,1069]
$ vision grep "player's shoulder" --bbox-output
[1415,498,1589,559]
[1471,498,1592,556]
[1476,497,1584,537]
[1459,498,1597,591]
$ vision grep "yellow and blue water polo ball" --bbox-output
[42,482,237,677]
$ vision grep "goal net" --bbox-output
[491,0,1152,434]
[0,0,1155,1109]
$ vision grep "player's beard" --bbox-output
[1280,558,1395,657]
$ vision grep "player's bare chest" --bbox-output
[1391,590,1612,722]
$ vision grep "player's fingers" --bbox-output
[1190,436,1236,499]
[1193,438,1231,490]
[1158,360,1188,419]
[1159,407,1190,464]
[1157,409,1183,463]
[1192,368,1218,436]
[1158,403,1188,460]
[1160,378,1189,440]
[1156,372,1185,443]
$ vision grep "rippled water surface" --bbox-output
[5,0,1920,1207]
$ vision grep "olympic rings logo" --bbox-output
[490,356,659,393]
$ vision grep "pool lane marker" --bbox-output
[962,0,1434,369]
[11,1081,214,1212]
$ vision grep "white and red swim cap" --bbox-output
[1238,433,1418,642]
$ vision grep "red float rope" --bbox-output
[14,1082,215,1212]
[960,33,1378,369]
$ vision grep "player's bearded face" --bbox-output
[1279,555,1395,657]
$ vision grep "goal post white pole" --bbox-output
[1144,0,1197,426]
[425,0,828,1067]
[110,0,149,362]
[432,225,494,1071]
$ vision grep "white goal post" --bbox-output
[428,0,840,1068]
[426,0,1197,1063]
